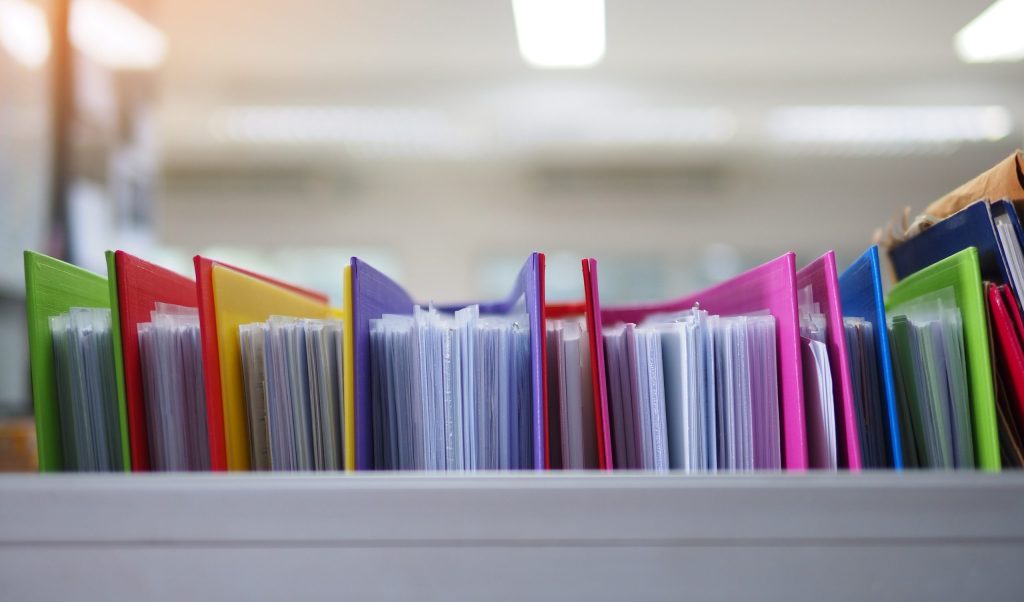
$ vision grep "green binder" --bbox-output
[885,247,1000,471]
[24,251,130,472]
[105,250,130,468]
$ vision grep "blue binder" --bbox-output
[839,246,903,469]
[888,200,1010,285]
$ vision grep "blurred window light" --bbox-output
[955,0,1024,63]
[70,0,166,70]
[0,0,50,69]
[512,0,605,69]
[768,106,1013,149]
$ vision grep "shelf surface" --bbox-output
[1,472,1022,600]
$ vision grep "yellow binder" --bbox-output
[342,265,356,472]
[212,265,332,470]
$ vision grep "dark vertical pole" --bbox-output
[47,0,72,261]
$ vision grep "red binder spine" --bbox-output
[116,257,149,471]
[990,284,1024,429]
[583,258,614,470]
[195,257,228,471]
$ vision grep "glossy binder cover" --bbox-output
[889,200,1010,285]
[838,246,904,469]
[885,247,1001,470]
[797,251,861,470]
[107,251,197,471]
[988,284,1024,430]
[352,253,548,471]
[194,256,330,471]
[24,251,128,472]
[582,258,614,469]
[599,253,807,470]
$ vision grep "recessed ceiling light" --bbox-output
[70,0,167,70]
[955,0,1024,63]
[0,0,50,70]
[511,0,605,69]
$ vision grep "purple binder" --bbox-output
[352,253,547,470]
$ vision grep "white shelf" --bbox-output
[1,472,1022,600]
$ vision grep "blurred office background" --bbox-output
[1,0,1022,420]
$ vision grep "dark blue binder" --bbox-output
[888,200,1010,285]
[839,246,903,469]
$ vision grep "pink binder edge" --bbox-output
[796,251,862,471]
[600,252,809,471]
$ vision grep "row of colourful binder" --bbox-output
[23,197,1024,472]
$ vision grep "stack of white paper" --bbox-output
[370,305,533,471]
[995,214,1024,310]
[239,316,344,471]
[799,286,837,470]
[49,307,123,471]
[617,308,779,473]
[843,317,888,467]
[137,303,209,471]
[547,320,599,470]
[888,295,974,469]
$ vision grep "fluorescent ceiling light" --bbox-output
[0,0,50,69]
[70,0,167,70]
[768,106,1013,147]
[955,0,1024,63]
[503,107,736,147]
[512,0,605,69]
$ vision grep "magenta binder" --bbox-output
[600,253,808,470]
[796,251,862,471]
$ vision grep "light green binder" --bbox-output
[885,247,1000,471]
[105,250,130,468]
[24,251,130,472]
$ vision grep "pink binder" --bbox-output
[796,251,862,471]
[598,253,808,470]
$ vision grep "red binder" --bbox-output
[540,264,613,470]
[194,256,330,471]
[988,283,1024,429]
[582,258,614,470]
[113,251,197,471]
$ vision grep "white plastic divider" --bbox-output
[1,472,1022,601]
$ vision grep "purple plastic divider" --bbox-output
[351,258,416,470]
[354,253,546,471]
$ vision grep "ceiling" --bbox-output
[152,0,1024,165]
[158,0,1005,83]
[140,0,1024,299]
